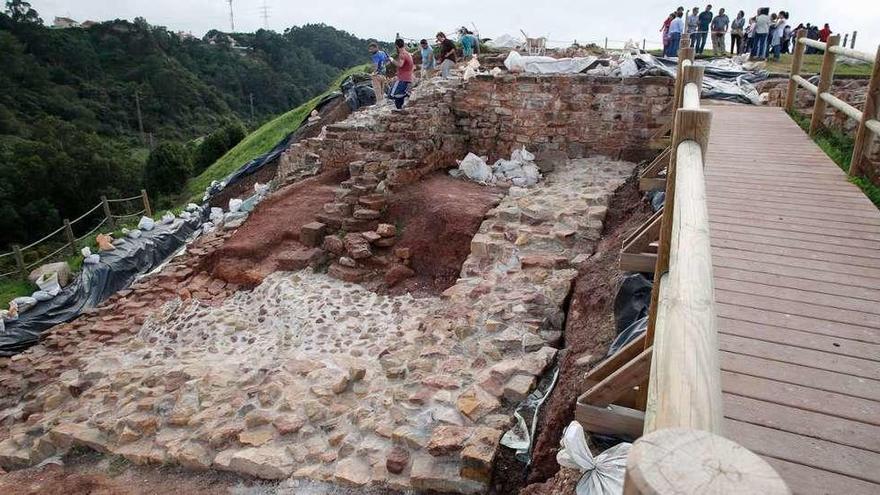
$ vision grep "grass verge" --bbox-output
[788,109,880,208]
[183,64,370,201]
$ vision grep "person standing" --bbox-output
[388,39,414,111]
[730,11,745,54]
[686,7,700,47]
[770,12,786,60]
[819,23,832,42]
[744,16,756,54]
[696,4,713,54]
[368,42,390,103]
[751,8,770,60]
[667,11,685,57]
[661,12,675,56]
[781,13,792,54]
[436,32,457,78]
[459,28,477,59]
[710,7,729,55]
[418,39,435,75]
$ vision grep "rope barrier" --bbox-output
[0,268,19,279]
[19,224,66,252]
[111,209,146,220]
[0,251,14,259]
[75,218,108,243]
[105,195,143,203]
[25,243,70,271]
[70,202,104,224]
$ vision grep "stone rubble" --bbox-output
[0,155,635,494]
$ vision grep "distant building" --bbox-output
[81,20,98,29]
[52,16,80,29]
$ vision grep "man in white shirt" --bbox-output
[770,11,787,60]
[667,11,685,57]
[751,8,771,59]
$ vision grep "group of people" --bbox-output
[661,5,832,61]
[367,28,478,112]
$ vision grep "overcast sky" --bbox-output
[30,0,880,51]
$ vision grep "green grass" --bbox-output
[647,49,872,76]
[0,279,33,310]
[183,64,371,202]
[788,109,880,209]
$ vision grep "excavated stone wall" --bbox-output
[277,75,674,189]
[455,75,674,162]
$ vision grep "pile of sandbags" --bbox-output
[452,147,542,187]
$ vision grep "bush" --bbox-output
[144,142,192,195]
[193,120,247,173]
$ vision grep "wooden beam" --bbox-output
[581,347,653,407]
[580,333,647,393]
[785,29,806,112]
[620,253,658,274]
[809,34,840,136]
[576,403,645,439]
[849,45,880,178]
[622,209,663,254]
[624,428,790,495]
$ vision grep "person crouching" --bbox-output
[389,39,414,111]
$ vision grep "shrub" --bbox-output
[193,120,247,173]
[144,142,192,195]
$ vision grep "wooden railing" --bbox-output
[0,190,152,280]
[577,33,790,494]
[787,30,880,178]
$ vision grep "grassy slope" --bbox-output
[184,64,370,201]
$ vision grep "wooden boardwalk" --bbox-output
[704,105,880,494]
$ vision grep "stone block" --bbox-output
[410,454,485,494]
[460,427,503,483]
[377,223,397,237]
[426,426,472,456]
[353,208,381,220]
[228,446,294,480]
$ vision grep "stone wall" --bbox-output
[277,75,675,189]
[454,74,674,163]
[759,77,880,184]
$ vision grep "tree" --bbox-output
[144,142,191,195]
[5,0,41,25]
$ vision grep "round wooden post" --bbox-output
[809,34,840,136]
[101,195,115,231]
[624,428,790,495]
[141,189,152,218]
[848,45,880,178]
[12,245,27,279]
[679,65,705,110]
[64,219,77,256]
[604,37,608,49]
[785,29,807,112]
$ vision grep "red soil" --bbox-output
[384,173,503,295]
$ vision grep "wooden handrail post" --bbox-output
[624,428,790,495]
[680,65,705,109]
[12,244,27,279]
[672,48,695,114]
[63,219,77,256]
[849,45,880,178]
[101,195,115,231]
[785,29,807,112]
[141,189,152,218]
[809,34,840,136]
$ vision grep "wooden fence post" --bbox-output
[101,195,115,231]
[785,29,806,112]
[605,37,608,49]
[809,34,840,136]
[12,245,26,279]
[64,219,77,256]
[849,45,880,178]
[141,189,152,218]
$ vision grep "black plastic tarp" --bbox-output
[0,217,200,356]
[341,73,376,111]
[634,54,768,104]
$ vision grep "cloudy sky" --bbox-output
[30,0,880,51]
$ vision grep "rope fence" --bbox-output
[0,189,152,280]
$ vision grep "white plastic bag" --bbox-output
[11,296,38,314]
[127,229,142,239]
[209,207,224,225]
[36,271,61,296]
[511,146,535,163]
[138,216,155,231]
[228,198,243,213]
[32,290,54,302]
[457,153,493,184]
[557,421,631,495]
[84,254,101,264]
[186,203,199,212]
[161,212,175,224]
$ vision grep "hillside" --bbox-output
[0,4,382,249]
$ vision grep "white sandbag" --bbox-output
[201,221,214,234]
[32,290,54,302]
[557,421,631,495]
[254,182,269,196]
[160,212,175,224]
[36,272,61,296]
[458,153,493,184]
[127,229,142,239]
[81,247,92,257]
[511,146,535,162]
[210,207,224,224]
[11,296,38,314]
[490,67,503,76]
[487,33,522,49]
[186,203,200,212]
[138,216,155,231]
[83,254,100,264]
[229,198,243,213]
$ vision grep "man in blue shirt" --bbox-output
[696,4,714,54]
[667,11,685,57]
[368,42,390,103]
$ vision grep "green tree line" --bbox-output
[0,1,379,249]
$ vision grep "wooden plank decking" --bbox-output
[704,105,880,494]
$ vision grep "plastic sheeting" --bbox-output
[557,421,631,495]
[504,51,600,74]
[0,216,201,356]
[501,366,559,463]
[341,74,376,111]
[634,53,768,104]
[613,273,653,333]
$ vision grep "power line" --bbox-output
[260,1,271,30]
[226,0,235,32]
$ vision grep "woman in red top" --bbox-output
[819,23,831,42]
[389,39,414,111]
[661,13,674,55]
